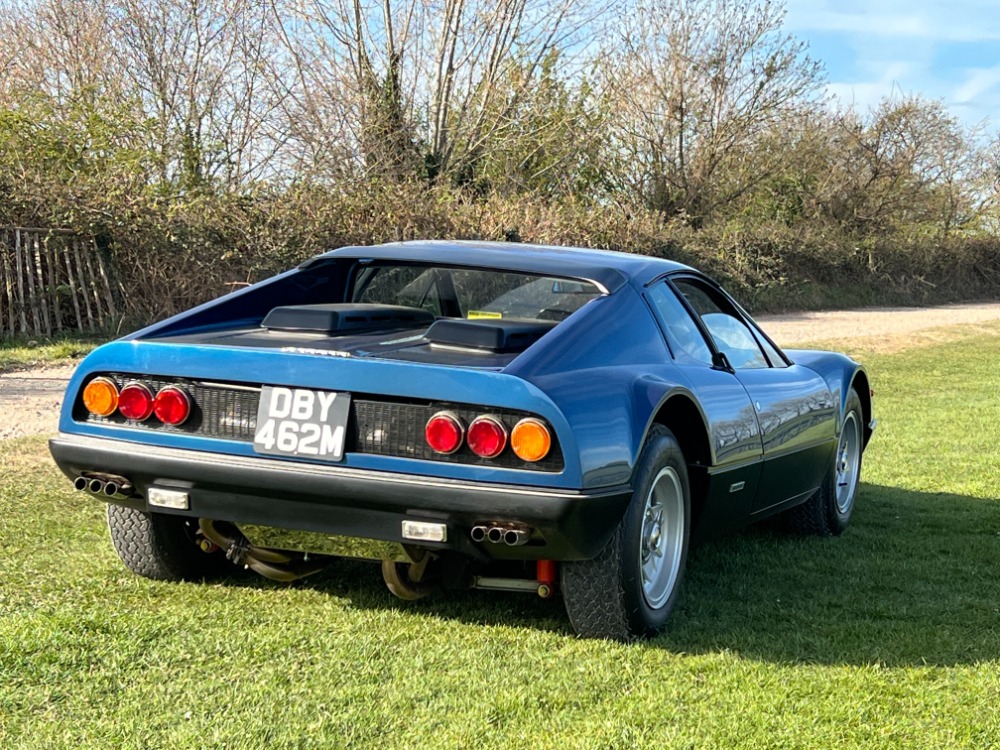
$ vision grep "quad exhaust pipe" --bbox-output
[74,473,134,500]
[470,523,532,546]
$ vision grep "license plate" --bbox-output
[253,387,351,460]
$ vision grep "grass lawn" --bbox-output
[2,325,999,749]
[0,335,101,373]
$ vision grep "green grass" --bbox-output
[0,334,102,373]
[2,329,1000,749]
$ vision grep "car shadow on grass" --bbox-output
[656,482,1000,666]
[240,557,573,637]
[224,482,1000,666]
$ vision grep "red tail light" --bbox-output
[467,416,508,458]
[118,382,155,421]
[425,412,464,454]
[154,386,191,426]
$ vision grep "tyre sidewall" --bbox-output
[107,505,230,580]
[618,426,692,637]
[826,388,864,534]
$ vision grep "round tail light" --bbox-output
[467,416,508,458]
[511,418,552,462]
[425,412,464,454]
[117,382,155,421]
[154,386,191,425]
[82,377,119,417]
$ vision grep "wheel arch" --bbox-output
[786,349,874,452]
[649,392,713,537]
[849,367,874,449]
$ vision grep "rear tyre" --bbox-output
[562,425,691,641]
[782,387,864,536]
[107,505,228,581]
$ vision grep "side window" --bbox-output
[673,279,769,370]
[646,282,713,364]
[753,327,787,368]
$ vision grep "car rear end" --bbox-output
[49,250,641,602]
[51,338,635,555]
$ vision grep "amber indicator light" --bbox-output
[82,377,119,417]
[511,418,552,462]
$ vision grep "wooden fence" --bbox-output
[1,227,118,337]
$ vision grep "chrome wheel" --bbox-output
[639,467,686,609]
[835,411,861,514]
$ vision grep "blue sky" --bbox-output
[784,0,1000,130]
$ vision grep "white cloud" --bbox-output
[824,62,918,112]
[953,65,1000,104]
[787,11,928,38]
[784,1,1000,42]
[783,0,1000,127]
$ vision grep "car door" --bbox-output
[644,280,764,527]
[670,277,837,513]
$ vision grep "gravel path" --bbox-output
[4,301,1000,440]
[0,364,77,440]
[757,301,1000,348]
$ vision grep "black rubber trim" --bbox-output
[50,435,630,560]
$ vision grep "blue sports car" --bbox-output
[49,241,874,640]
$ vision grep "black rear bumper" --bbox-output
[49,434,631,561]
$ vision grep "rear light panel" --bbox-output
[424,412,553,464]
[80,373,562,469]
[80,377,192,426]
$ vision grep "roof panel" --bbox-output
[299,240,691,292]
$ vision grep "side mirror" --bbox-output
[712,351,734,373]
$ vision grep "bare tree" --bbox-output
[270,0,599,184]
[108,0,290,189]
[606,0,823,223]
[0,0,293,189]
[0,0,121,104]
[816,97,985,236]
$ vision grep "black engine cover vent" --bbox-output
[426,319,555,353]
[262,304,435,334]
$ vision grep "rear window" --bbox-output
[352,264,602,322]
